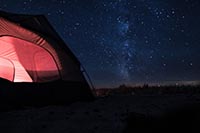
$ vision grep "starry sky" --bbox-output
[0,0,200,88]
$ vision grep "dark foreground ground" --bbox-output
[0,87,200,133]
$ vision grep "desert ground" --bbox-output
[0,87,200,133]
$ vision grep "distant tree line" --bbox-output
[95,84,200,97]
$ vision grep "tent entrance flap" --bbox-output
[0,36,59,82]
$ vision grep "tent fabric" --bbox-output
[0,11,86,83]
[0,57,14,81]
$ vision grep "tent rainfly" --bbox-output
[0,11,94,107]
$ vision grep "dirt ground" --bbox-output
[0,94,200,133]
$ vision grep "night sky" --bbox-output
[0,0,200,88]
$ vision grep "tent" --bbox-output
[0,11,94,107]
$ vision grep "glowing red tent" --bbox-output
[0,11,94,107]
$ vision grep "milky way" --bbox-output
[0,0,200,87]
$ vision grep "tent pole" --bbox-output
[81,65,96,96]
